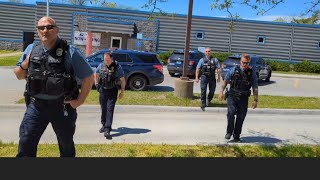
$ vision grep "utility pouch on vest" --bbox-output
[46,77,65,95]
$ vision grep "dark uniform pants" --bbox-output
[200,75,216,107]
[17,98,77,157]
[99,87,118,131]
[226,95,249,136]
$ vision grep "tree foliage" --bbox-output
[291,10,320,24]
[8,0,24,3]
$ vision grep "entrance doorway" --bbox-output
[23,32,34,51]
[111,37,122,49]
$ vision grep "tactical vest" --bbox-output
[201,56,216,78]
[98,61,120,90]
[26,39,79,100]
[229,65,253,95]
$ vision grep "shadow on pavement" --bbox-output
[111,127,151,137]
[240,136,282,144]
[258,80,276,86]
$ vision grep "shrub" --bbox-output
[294,60,315,73]
[157,49,174,65]
[212,52,232,63]
[266,60,291,71]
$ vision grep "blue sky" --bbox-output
[5,0,314,21]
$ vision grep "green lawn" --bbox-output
[0,55,21,66]
[1,142,319,157]
[17,91,320,109]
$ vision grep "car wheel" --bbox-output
[265,71,271,82]
[169,72,175,76]
[128,75,147,91]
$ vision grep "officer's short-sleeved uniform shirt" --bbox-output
[17,42,93,80]
[95,62,125,78]
[196,56,221,69]
[225,66,258,89]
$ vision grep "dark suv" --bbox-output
[221,54,272,82]
[86,49,164,91]
[167,50,204,77]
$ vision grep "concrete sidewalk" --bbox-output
[1,104,320,145]
[1,104,320,115]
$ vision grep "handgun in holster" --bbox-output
[224,88,229,100]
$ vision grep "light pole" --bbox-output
[46,0,49,16]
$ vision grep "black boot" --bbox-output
[104,129,112,139]
[233,134,241,142]
[99,126,105,133]
[225,133,232,140]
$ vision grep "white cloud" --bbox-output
[251,15,301,22]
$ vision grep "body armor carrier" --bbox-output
[26,39,79,100]
[98,61,120,90]
[229,65,253,97]
[200,56,216,78]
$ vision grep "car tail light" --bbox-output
[189,60,195,65]
[167,58,170,64]
[153,64,163,72]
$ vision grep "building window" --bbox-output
[317,41,320,48]
[195,31,204,40]
[256,36,266,44]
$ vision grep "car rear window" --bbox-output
[113,53,133,63]
[136,54,160,63]
[224,57,241,65]
[170,53,201,60]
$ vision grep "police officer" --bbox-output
[218,53,258,142]
[195,47,221,111]
[94,52,126,139]
[13,16,94,157]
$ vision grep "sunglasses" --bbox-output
[205,51,211,52]
[241,61,250,64]
[37,25,56,31]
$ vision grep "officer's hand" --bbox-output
[65,99,83,109]
[216,75,221,83]
[195,78,199,83]
[119,91,124,99]
[252,100,258,109]
[95,84,99,92]
[218,91,224,101]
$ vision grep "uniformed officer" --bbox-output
[218,53,258,142]
[13,16,94,157]
[94,52,126,139]
[195,47,221,111]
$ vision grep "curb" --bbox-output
[272,73,320,80]
[1,104,320,115]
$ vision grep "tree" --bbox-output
[274,17,290,23]
[68,0,86,5]
[8,0,24,3]
[143,0,320,20]
[291,10,320,24]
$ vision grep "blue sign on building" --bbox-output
[136,41,142,47]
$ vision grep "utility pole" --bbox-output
[46,0,49,16]
[173,0,194,99]
[181,0,193,80]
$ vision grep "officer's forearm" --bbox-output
[253,87,258,101]
[14,66,28,80]
[120,77,125,92]
[220,80,228,92]
[94,73,99,84]
[78,74,94,103]
[195,69,199,79]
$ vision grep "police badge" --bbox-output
[56,48,63,57]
